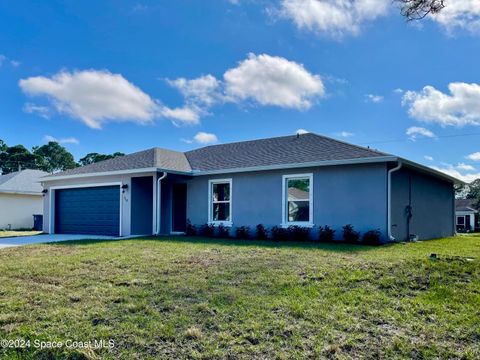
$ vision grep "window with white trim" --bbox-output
[209,179,232,225]
[282,174,313,226]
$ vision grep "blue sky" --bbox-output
[1,0,480,181]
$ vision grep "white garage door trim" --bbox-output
[49,182,123,236]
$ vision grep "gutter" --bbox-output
[156,172,167,235]
[387,161,402,241]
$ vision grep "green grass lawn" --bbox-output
[0,231,42,238]
[0,235,479,359]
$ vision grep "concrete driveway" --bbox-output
[0,234,124,249]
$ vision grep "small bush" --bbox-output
[199,224,215,238]
[185,220,197,236]
[271,226,289,241]
[288,225,310,241]
[342,224,360,243]
[255,224,269,240]
[185,326,203,340]
[318,225,335,242]
[216,224,230,238]
[235,226,251,240]
[362,229,382,245]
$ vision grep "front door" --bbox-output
[466,215,471,231]
[172,183,187,233]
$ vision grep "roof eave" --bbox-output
[40,167,161,182]
[38,155,463,184]
[0,190,43,196]
[399,158,465,184]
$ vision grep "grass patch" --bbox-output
[0,235,479,359]
[0,231,42,238]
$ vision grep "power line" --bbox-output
[359,132,480,145]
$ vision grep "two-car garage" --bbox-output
[53,185,121,236]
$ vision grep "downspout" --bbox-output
[387,161,402,241]
[156,172,167,235]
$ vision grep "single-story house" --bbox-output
[455,199,478,232]
[40,133,459,242]
[0,169,48,230]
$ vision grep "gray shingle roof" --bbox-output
[43,133,390,179]
[455,199,478,212]
[185,133,388,172]
[43,148,192,178]
[0,169,48,194]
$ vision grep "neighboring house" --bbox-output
[40,133,459,242]
[455,199,479,232]
[0,169,48,230]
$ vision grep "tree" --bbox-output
[395,0,445,21]
[79,152,125,166]
[456,179,480,209]
[32,142,77,173]
[466,179,480,209]
[0,144,39,174]
[0,139,7,153]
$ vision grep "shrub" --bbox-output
[271,226,289,241]
[318,225,335,242]
[235,226,251,240]
[185,220,197,236]
[216,224,230,238]
[288,225,311,241]
[362,229,382,245]
[342,224,360,243]
[255,224,269,240]
[199,224,215,237]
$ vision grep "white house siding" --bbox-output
[0,193,43,230]
[42,171,157,237]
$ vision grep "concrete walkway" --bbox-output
[0,234,126,249]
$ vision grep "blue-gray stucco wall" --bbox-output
[186,163,389,239]
[390,168,454,241]
[131,176,153,235]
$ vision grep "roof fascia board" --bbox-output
[40,167,159,182]
[399,158,464,184]
[0,190,42,196]
[38,155,462,184]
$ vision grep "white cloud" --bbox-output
[431,165,480,183]
[457,162,475,171]
[159,105,200,126]
[336,131,354,137]
[19,70,159,129]
[23,103,51,119]
[167,75,221,106]
[430,0,480,34]
[402,83,480,127]
[0,54,19,68]
[406,126,436,140]
[44,135,79,145]
[365,94,383,103]
[193,132,218,144]
[393,88,404,94]
[424,155,434,161]
[466,152,480,161]
[169,53,325,114]
[296,128,310,134]
[277,0,390,38]
[224,53,324,109]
